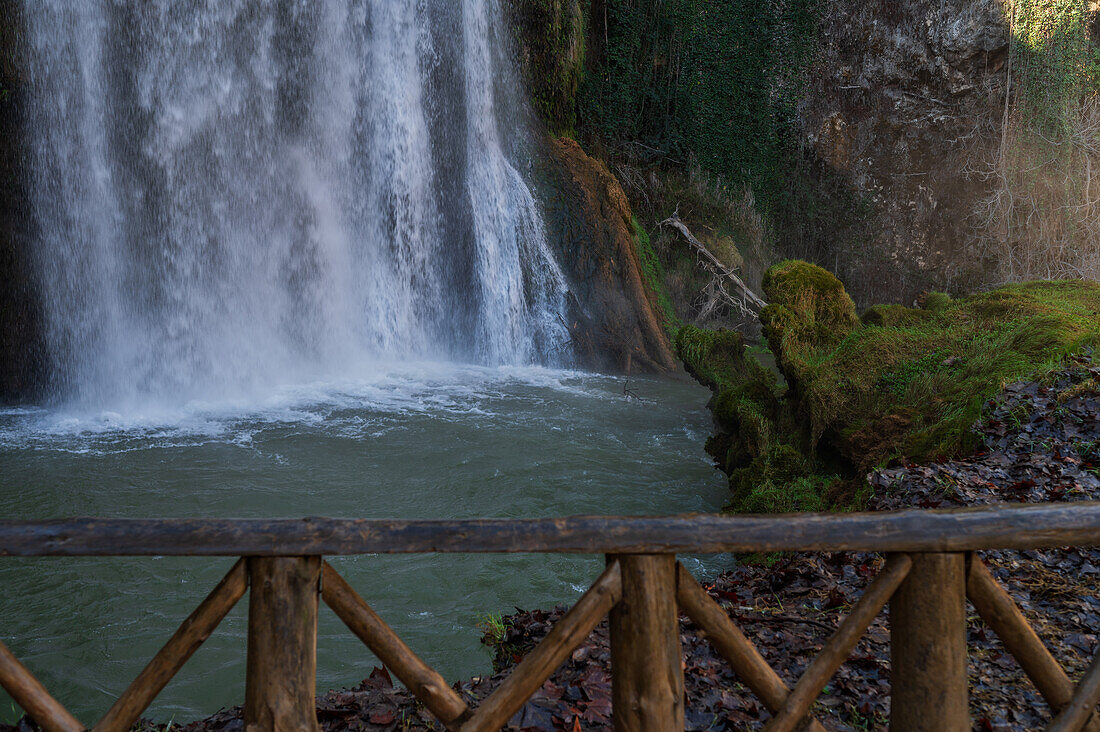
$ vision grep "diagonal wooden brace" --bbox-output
[1048,648,1100,732]
[0,641,83,732]
[321,562,470,728]
[460,560,622,732]
[94,558,248,732]
[765,554,913,732]
[675,562,827,732]
[968,557,1100,732]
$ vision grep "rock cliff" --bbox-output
[511,0,1097,310]
[0,0,45,401]
[803,0,1011,298]
[541,137,677,374]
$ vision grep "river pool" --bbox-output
[0,363,727,722]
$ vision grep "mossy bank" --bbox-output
[677,260,1100,513]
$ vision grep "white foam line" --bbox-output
[0,363,623,451]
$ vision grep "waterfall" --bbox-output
[23,0,571,407]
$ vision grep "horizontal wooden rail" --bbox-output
[1,505,1098,732]
[1,501,1098,556]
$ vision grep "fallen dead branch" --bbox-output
[658,208,767,321]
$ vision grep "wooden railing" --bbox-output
[0,502,1099,731]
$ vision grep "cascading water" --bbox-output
[23,0,571,408]
[0,6,732,721]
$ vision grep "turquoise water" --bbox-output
[0,363,727,723]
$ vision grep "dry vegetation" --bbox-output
[618,156,771,335]
[973,0,1100,284]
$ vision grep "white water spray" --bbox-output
[24,0,570,408]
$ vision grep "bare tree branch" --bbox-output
[658,207,768,316]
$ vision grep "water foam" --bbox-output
[0,363,613,453]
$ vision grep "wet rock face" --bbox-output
[503,0,585,136]
[804,0,1010,294]
[0,1,46,403]
[540,137,677,374]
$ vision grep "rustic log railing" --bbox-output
[0,502,1098,731]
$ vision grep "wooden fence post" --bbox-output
[890,552,968,731]
[245,556,322,732]
[608,554,684,732]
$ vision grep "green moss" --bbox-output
[632,215,679,334]
[710,389,773,467]
[762,260,857,334]
[861,304,933,328]
[760,260,857,384]
[796,277,1100,464]
[920,291,953,313]
[675,324,777,394]
[578,0,819,213]
[679,261,1100,513]
[675,324,788,476]
[728,444,831,513]
[707,235,742,272]
[507,0,585,137]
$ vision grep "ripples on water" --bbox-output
[0,365,728,722]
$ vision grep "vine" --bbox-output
[578,0,820,213]
[1011,0,1096,141]
[505,0,587,137]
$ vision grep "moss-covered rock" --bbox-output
[675,326,751,391]
[679,260,1100,513]
[675,324,792,490]
[861,304,932,328]
[702,234,743,272]
[540,137,677,373]
[760,260,857,367]
[729,444,830,513]
[631,216,678,335]
[919,291,953,313]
